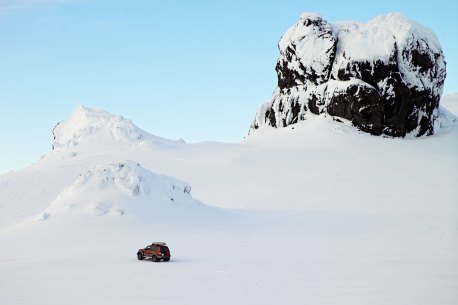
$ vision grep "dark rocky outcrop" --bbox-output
[251,13,446,137]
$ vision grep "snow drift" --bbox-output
[37,160,199,221]
[251,13,447,137]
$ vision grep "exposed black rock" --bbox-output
[251,13,447,137]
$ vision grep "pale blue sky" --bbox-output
[1,0,457,174]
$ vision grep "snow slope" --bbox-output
[442,92,458,116]
[0,98,457,305]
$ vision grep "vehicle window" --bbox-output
[151,246,159,251]
[145,246,151,250]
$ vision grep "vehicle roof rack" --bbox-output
[151,242,166,246]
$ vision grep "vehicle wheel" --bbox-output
[137,253,143,260]
[151,255,158,262]
[163,258,170,262]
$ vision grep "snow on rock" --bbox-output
[277,13,336,88]
[251,13,447,137]
[52,105,145,151]
[38,160,197,221]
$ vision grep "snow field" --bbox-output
[0,93,457,305]
[1,210,456,305]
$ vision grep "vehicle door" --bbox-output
[144,245,153,257]
[150,245,159,256]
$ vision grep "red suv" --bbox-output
[137,242,171,262]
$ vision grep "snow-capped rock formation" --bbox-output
[251,13,447,137]
[52,105,146,151]
[38,160,196,220]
